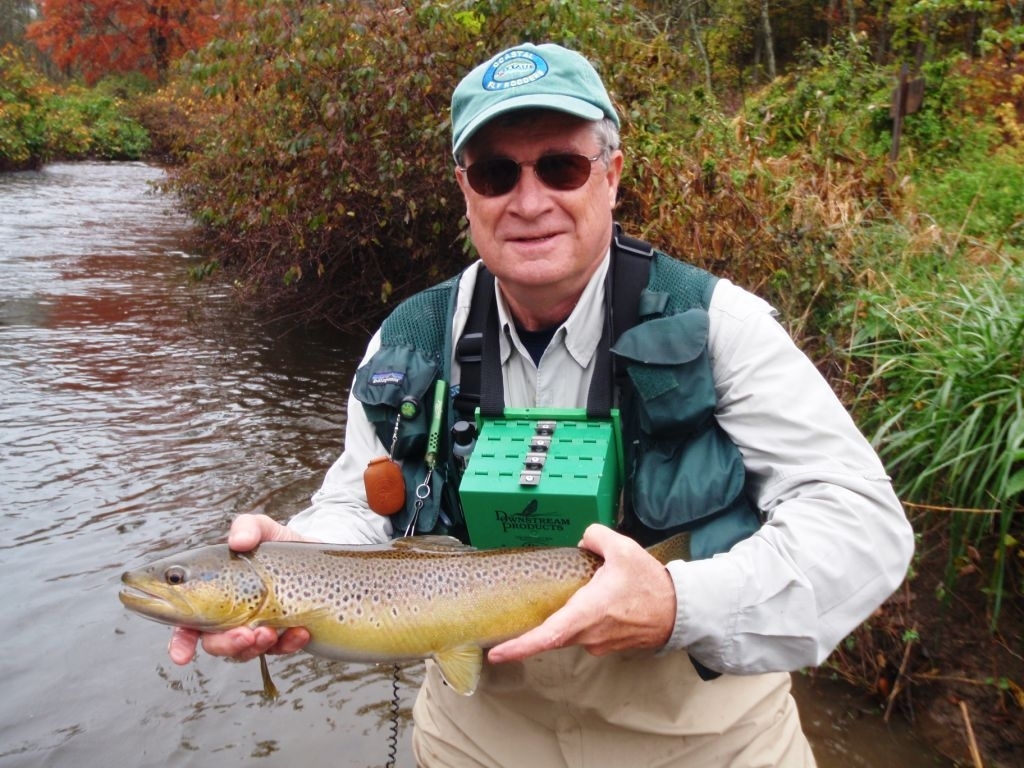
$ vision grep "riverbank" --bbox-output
[0,48,151,172]
[823,520,1024,767]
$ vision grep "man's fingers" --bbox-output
[169,625,311,665]
[488,525,677,664]
[488,620,567,663]
[275,627,312,654]
[199,626,258,659]
[227,514,275,552]
[488,595,592,663]
[168,626,200,665]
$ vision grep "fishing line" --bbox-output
[385,663,401,768]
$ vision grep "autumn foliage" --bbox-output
[26,0,239,84]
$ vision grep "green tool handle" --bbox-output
[425,379,447,467]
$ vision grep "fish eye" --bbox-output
[164,565,188,585]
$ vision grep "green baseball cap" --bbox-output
[451,43,619,157]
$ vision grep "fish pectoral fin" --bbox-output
[259,653,279,700]
[433,644,483,696]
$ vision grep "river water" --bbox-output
[0,162,948,767]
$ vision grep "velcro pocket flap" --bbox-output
[353,344,438,407]
[610,309,708,365]
[611,310,714,436]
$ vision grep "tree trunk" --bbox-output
[760,0,777,80]
[686,0,714,96]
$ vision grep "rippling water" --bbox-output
[0,162,418,768]
[0,162,945,768]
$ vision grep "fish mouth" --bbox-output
[119,572,202,628]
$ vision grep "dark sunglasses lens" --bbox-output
[467,158,520,196]
[535,154,592,190]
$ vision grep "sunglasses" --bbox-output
[459,152,603,197]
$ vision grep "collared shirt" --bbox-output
[289,255,914,673]
[492,250,608,408]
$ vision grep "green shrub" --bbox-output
[164,0,902,335]
[44,87,151,160]
[162,0,695,324]
[0,44,53,169]
[742,34,893,161]
[0,46,150,167]
[899,55,1024,247]
[912,145,1024,247]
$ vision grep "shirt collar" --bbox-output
[494,250,610,369]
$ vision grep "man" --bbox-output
[169,43,914,766]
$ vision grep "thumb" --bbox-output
[228,513,304,552]
[579,523,624,557]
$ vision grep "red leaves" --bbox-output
[26,0,236,84]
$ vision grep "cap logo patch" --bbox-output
[482,49,549,91]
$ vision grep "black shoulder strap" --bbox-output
[453,224,655,420]
[610,222,655,332]
[453,266,496,420]
[589,224,654,415]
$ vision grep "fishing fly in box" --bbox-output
[458,408,623,548]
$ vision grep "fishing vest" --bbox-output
[352,228,762,561]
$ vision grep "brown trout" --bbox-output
[119,534,689,696]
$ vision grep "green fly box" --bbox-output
[457,408,623,548]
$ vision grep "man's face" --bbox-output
[455,111,623,321]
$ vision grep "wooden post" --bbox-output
[888,65,926,181]
[890,63,909,170]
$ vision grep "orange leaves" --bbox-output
[26,0,234,84]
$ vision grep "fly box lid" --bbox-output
[457,408,623,549]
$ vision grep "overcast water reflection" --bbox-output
[0,162,417,768]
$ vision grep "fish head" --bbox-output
[119,545,269,631]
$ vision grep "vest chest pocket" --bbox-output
[353,344,438,460]
[611,309,715,436]
[352,344,448,535]
[612,310,759,557]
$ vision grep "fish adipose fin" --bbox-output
[433,644,483,696]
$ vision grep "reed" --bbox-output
[846,253,1023,627]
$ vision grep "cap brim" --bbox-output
[452,94,606,156]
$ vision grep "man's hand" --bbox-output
[487,524,677,663]
[167,513,314,665]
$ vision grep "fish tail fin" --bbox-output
[645,532,691,565]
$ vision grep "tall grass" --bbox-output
[845,252,1024,626]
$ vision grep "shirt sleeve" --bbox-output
[663,279,914,673]
[286,330,394,546]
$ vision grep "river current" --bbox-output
[0,162,419,768]
[0,162,946,767]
